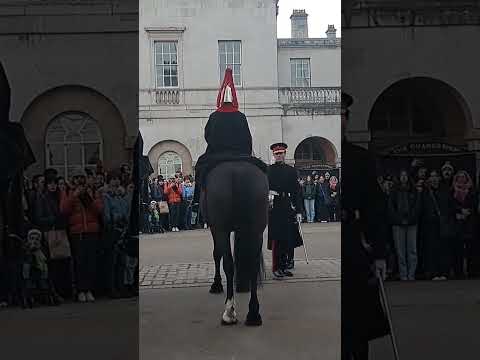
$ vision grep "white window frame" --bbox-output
[158,151,183,180]
[145,27,185,90]
[218,40,242,86]
[45,111,103,179]
[290,58,311,87]
[154,41,179,88]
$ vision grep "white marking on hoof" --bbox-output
[222,298,237,324]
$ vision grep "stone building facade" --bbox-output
[0,0,138,178]
[139,0,341,179]
[342,1,480,177]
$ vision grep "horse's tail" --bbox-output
[234,232,265,288]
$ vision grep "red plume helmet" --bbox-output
[216,67,239,112]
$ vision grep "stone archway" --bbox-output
[147,140,193,178]
[21,85,128,176]
[368,77,472,153]
[294,136,338,169]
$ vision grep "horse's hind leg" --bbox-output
[209,247,223,294]
[220,232,237,325]
[245,234,263,326]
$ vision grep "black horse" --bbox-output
[203,161,268,326]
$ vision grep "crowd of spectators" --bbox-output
[141,173,205,234]
[376,160,480,281]
[298,171,341,223]
[0,162,138,308]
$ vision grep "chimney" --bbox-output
[326,25,337,39]
[290,9,308,38]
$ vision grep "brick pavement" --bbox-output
[140,258,340,289]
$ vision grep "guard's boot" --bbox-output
[287,260,295,270]
[272,270,284,279]
[281,269,293,277]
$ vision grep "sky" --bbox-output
[276,0,341,38]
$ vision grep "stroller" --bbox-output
[20,230,60,308]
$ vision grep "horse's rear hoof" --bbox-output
[221,318,238,326]
[209,282,223,294]
[245,313,262,326]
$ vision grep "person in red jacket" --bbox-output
[164,177,183,232]
[60,169,103,303]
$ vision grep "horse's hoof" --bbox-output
[221,318,238,326]
[209,282,223,294]
[245,313,262,326]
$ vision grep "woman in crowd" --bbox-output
[57,176,68,194]
[60,170,103,302]
[422,170,455,280]
[35,174,72,299]
[302,175,316,223]
[27,174,45,225]
[315,175,331,222]
[182,176,195,230]
[103,172,130,297]
[329,175,340,222]
[164,177,183,232]
[451,170,476,279]
[387,170,422,281]
[150,176,164,202]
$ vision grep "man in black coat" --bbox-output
[267,143,303,278]
[341,93,390,359]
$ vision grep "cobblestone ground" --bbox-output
[140,258,341,289]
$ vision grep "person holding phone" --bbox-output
[60,169,103,303]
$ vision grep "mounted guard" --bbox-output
[196,67,269,326]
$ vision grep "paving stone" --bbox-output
[140,258,340,289]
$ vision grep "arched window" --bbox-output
[45,112,103,178]
[295,138,326,162]
[158,151,182,180]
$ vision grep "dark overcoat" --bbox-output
[267,162,303,252]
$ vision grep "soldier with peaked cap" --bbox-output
[192,68,266,210]
[267,143,303,279]
[341,92,390,359]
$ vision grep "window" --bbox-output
[45,112,102,179]
[158,152,182,180]
[290,58,311,87]
[155,41,178,88]
[295,140,326,161]
[218,40,242,85]
[370,79,442,136]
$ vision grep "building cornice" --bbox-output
[0,1,137,35]
[0,1,137,16]
[144,26,186,34]
[278,38,341,48]
[343,1,480,28]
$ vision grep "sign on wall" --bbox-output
[378,142,477,182]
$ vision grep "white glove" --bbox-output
[268,194,274,209]
[375,259,387,280]
[296,213,303,223]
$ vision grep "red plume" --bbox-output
[216,67,239,112]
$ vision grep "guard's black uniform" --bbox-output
[342,138,390,359]
[193,110,267,206]
[1,62,35,303]
[193,110,255,204]
[341,90,390,360]
[267,161,303,273]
